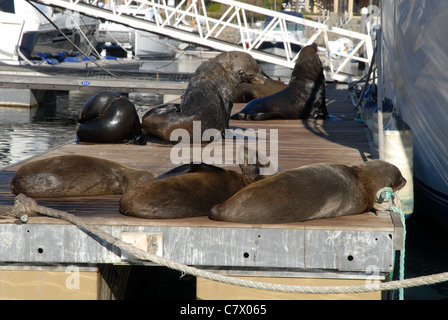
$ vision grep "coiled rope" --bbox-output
[1,194,448,296]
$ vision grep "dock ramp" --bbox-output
[33,0,373,82]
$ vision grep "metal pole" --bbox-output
[376,27,385,160]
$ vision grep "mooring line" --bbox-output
[1,194,448,295]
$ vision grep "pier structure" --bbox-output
[0,60,190,106]
[0,0,402,301]
[33,0,373,83]
[0,70,187,94]
[0,87,405,300]
[0,0,375,106]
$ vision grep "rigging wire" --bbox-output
[348,41,378,110]
[26,0,119,79]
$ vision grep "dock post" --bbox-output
[97,264,132,300]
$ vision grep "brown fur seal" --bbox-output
[10,155,156,198]
[141,51,265,141]
[233,78,287,103]
[230,45,329,121]
[209,160,407,224]
[119,148,270,219]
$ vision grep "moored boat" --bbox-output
[0,0,99,65]
[380,0,448,229]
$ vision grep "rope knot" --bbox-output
[373,187,396,212]
[12,194,38,223]
[376,187,393,204]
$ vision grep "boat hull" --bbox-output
[21,24,98,60]
[382,0,448,229]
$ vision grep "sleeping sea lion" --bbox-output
[10,155,156,198]
[119,147,271,219]
[209,160,407,224]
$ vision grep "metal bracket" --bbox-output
[120,232,163,260]
[389,211,404,251]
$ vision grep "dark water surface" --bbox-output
[402,212,448,300]
[0,91,86,169]
[0,90,162,170]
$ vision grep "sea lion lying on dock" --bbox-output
[230,45,329,121]
[10,155,156,198]
[76,90,144,144]
[141,51,265,141]
[209,160,407,224]
[233,78,287,103]
[119,148,272,219]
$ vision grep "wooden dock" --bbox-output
[0,73,188,95]
[0,87,403,300]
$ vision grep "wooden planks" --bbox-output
[0,87,389,232]
[0,86,403,279]
[0,169,393,232]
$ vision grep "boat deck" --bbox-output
[0,87,401,279]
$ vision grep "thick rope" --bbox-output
[1,194,448,295]
[375,187,407,300]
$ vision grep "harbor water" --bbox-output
[0,90,163,170]
[0,56,447,300]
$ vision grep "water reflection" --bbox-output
[0,88,167,170]
[0,91,88,169]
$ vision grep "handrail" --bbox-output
[32,0,373,82]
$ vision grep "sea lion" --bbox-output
[209,160,407,224]
[119,147,271,219]
[76,90,144,144]
[233,78,287,103]
[141,51,265,141]
[230,45,329,121]
[10,155,156,198]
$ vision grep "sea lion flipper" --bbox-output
[156,163,223,179]
[237,146,277,181]
[230,112,244,120]
[325,114,342,122]
[144,103,180,116]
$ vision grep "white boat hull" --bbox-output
[0,0,99,63]
[382,0,448,228]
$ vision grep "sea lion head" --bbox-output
[238,146,277,182]
[357,160,407,192]
[355,160,407,210]
[77,90,122,123]
[291,44,323,81]
[216,51,265,85]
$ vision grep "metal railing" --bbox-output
[33,0,373,82]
